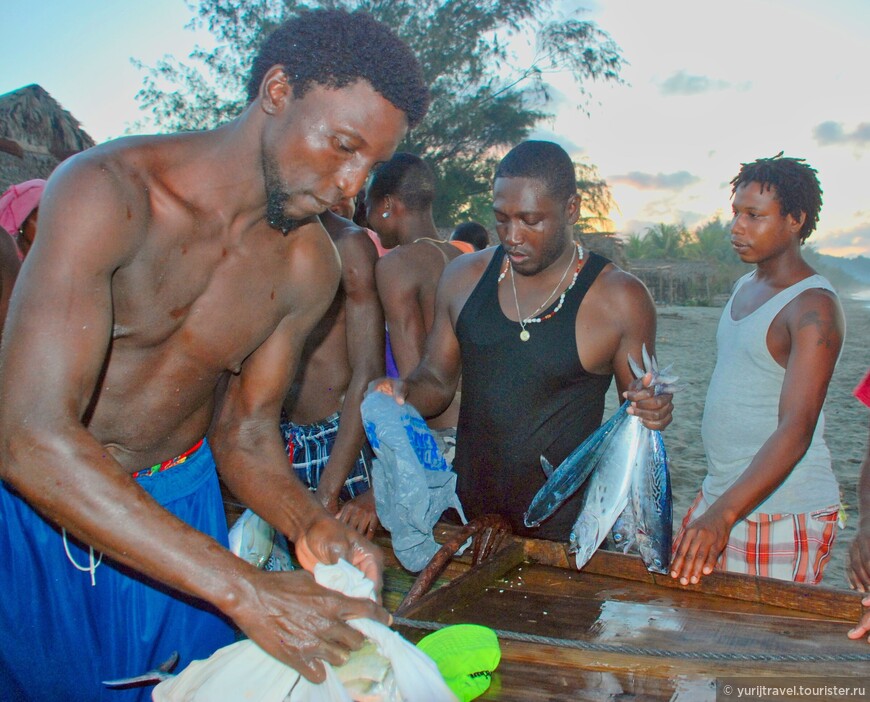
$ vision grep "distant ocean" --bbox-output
[850,288,870,308]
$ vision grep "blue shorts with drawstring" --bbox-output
[0,438,234,702]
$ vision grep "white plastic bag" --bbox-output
[152,560,458,702]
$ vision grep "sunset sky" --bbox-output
[2,0,868,257]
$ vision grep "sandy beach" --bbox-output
[603,292,870,589]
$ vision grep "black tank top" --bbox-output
[454,246,612,539]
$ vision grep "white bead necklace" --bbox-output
[506,242,584,341]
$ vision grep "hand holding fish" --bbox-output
[624,344,676,431]
[669,504,734,585]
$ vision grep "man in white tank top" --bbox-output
[671,153,845,586]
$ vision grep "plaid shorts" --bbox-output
[676,491,839,584]
[280,411,373,502]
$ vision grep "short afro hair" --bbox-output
[246,9,429,128]
[730,152,823,242]
[366,152,435,211]
[450,221,490,251]
[494,141,577,203]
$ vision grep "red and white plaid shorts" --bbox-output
[675,491,838,584]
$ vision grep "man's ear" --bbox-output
[565,193,581,225]
[791,210,807,235]
[260,65,291,116]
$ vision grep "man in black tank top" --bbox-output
[373,141,673,541]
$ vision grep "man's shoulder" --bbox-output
[583,259,655,321]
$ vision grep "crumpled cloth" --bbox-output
[0,179,45,235]
[152,559,458,701]
[361,391,467,572]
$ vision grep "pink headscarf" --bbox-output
[0,179,46,235]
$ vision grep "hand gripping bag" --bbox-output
[152,560,457,701]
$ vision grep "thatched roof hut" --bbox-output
[578,232,626,269]
[0,84,95,192]
[628,258,718,305]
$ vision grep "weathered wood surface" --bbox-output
[388,523,869,700]
[221,496,869,700]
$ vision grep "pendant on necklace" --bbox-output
[520,329,530,341]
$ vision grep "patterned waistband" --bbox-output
[131,439,205,479]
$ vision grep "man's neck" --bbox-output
[396,211,438,246]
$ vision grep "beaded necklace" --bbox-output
[503,242,584,341]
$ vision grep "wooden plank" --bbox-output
[494,562,850,621]
[396,541,525,619]
[436,526,867,622]
[397,563,867,678]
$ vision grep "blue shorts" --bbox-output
[0,438,235,702]
[281,411,373,501]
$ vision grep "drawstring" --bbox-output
[62,528,103,586]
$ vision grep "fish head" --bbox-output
[637,530,670,575]
[569,515,600,569]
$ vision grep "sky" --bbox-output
[2,0,869,257]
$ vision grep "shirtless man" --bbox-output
[365,153,467,458]
[282,208,384,538]
[375,140,672,539]
[0,9,428,701]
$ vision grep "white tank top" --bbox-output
[701,271,841,516]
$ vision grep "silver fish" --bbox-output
[632,428,672,574]
[606,504,638,554]
[228,508,275,569]
[569,408,645,569]
[524,403,629,528]
[526,344,677,573]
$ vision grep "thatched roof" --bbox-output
[578,231,626,269]
[0,84,95,192]
[626,258,716,276]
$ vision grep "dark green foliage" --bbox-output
[133,0,625,226]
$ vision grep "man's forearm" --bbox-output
[212,423,329,544]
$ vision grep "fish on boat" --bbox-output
[524,345,678,573]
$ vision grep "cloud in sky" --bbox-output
[816,221,870,257]
[658,70,737,96]
[813,121,870,147]
[609,170,701,191]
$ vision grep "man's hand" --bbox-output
[848,595,870,643]
[366,377,407,403]
[294,512,385,599]
[670,507,731,585]
[337,490,379,540]
[624,371,673,431]
[228,568,390,682]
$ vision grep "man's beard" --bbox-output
[263,150,307,234]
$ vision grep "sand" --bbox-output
[602,292,870,589]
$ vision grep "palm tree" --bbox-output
[644,223,688,259]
